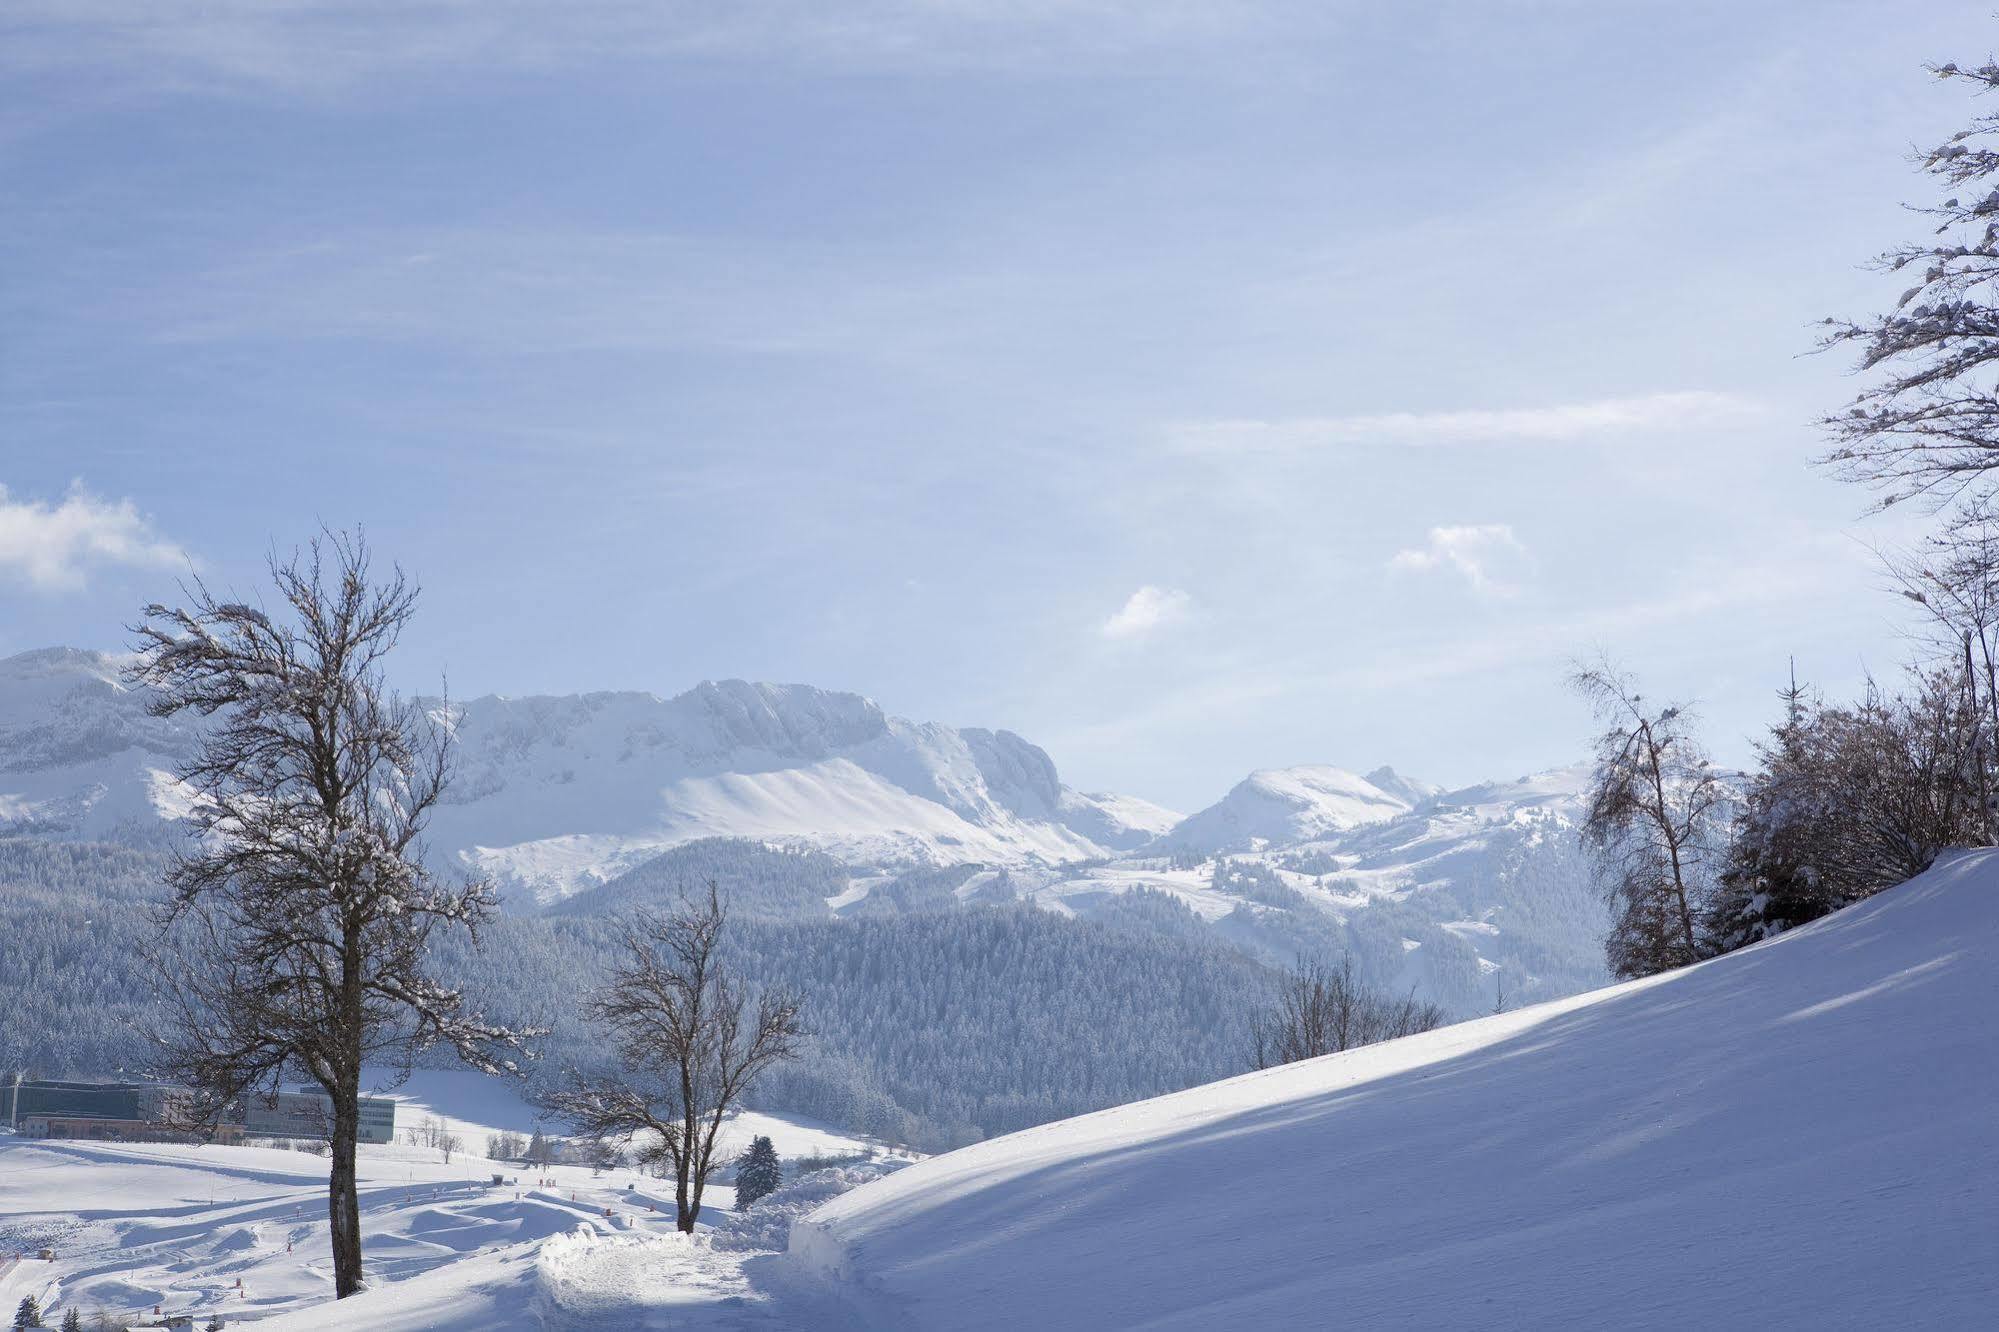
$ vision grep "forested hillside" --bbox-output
[0,838,1267,1150]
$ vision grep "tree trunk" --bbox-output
[675,1147,696,1232]
[328,1094,363,1297]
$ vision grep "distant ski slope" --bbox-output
[792,850,1999,1328]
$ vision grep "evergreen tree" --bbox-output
[58,1312,80,1332]
[1712,673,1840,952]
[528,1128,551,1167]
[13,1295,43,1330]
[735,1135,782,1209]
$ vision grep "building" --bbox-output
[19,1113,242,1145]
[242,1088,396,1144]
[5,1079,240,1144]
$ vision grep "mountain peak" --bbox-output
[1363,765,1443,808]
[1156,763,1409,852]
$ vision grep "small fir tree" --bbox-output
[13,1295,43,1330]
[735,1135,782,1210]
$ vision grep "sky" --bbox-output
[0,0,1987,811]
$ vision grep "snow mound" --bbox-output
[712,1162,908,1254]
[792,850,1999,1327]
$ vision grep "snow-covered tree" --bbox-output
[130,531,534,1299]
[1820,57,1999,517]
[1714,664,1984,955]
[542,885,804,1231]
[1711,674,1837,952]
[13,1295,43,1330]
[735,1134,782,1209]
[1571,660,1729,978]
[58,1311,80,1332]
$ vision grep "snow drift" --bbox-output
[792,850,1999,1327]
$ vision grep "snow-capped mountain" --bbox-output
[1151,763,1416,852]
[426,680,1180,904]
[0,648,1179,906]
[0,647,201,837]
[0,647,1604,1004]
[1007,762,1606,1014]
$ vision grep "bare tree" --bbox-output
[541,884,804,1231]
[1882,511,1999,839]
[1248,955,1445,1071]
[1570,659,1729,978]
[1818,59,1999,517]
[130,530,533,1299]
[438,1130,461,1164]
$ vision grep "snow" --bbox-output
[1156,764,1413,851]
[793,850,1999,1327]
[0,1067,893,1329]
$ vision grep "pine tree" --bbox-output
[735,1135,782,1209]
[58,1312,79,1332]
[13,1295,43,1330]
[528,1128,551,1167]
[1712,672,1839,952]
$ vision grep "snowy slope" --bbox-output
[1154,764,1411,852]
[791,850,1999,1328]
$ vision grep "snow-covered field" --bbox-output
[0,1070,893,1329]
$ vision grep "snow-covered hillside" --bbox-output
[790,850,1999,1328]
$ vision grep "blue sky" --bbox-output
[0,1,1983,809]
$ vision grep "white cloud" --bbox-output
[1171,391,1758,454]
[1389,524,1527,596]
[1102,585,1192,641]
[0,483,189,591]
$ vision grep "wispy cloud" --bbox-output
[1389,524,1527,597]
[1102,585,1192,641]
[0,483,189,591]
[1170,391,1759,454]
[2,2,1312,94]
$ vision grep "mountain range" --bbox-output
[0,646,1608,1011]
